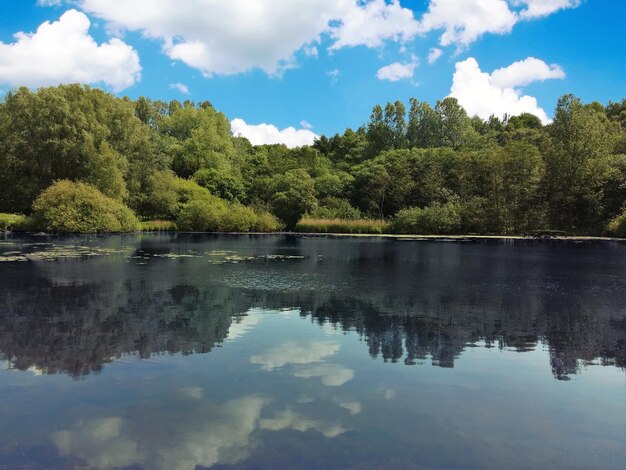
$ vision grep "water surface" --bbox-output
[1,234,625,469]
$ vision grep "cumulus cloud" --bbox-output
[0,10,140,91]
[418,0,581,47]
[512,0,581,19]
[76,0,419,76]
[428,47,443,64]
[335,399,363,415]
[449,57,565,123]
[169,82,190,95]
[231,118,319,148]
[376,57,418,82]
[329,0,420,50]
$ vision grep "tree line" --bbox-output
[0,84,625,235]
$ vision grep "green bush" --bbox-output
[607,209,626,237]
[31,180,140,233]
[0,213,30,231]
[177,196,282,232]
[296,218,387,234]
[390,202,461,235]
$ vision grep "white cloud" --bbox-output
[490,56,565,88]
[418,0,581,47]
[329,0,420,50]
[231,118,319,148]
[293,363,355,386]
[0,10,140,91]
[418,0,517,46]
[376,57,418,82]
[449,57,565,123]
[76,0,419,76]
[37,0,63,5]
[428,47,443,64]
[327,69,341,85]
[300,120,313,129]
[169,82,190,95]
[512,0,581,19]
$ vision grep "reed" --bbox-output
[295,218,388,234]
[140,220,178,232]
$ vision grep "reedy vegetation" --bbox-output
[0,84,624,235]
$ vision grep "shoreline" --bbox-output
[4,230,624,242]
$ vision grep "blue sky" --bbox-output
[0,0,624,146]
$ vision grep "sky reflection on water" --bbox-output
[0,234,625,469]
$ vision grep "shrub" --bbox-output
[31,180,140,233]
[176,197,228,232]
[390,202,461,235]
[296,218,387,234]
[607,209,626,237]
[0,213,28,231]
[177,196,283,233]
[253,209,283,232]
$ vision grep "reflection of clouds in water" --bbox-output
[226,310,265,341]
[260,408,346,438]
[52,396,267,470]
[380,387,397,400]
[250,341,340,370]
[294,364,355,387]
[53,417,141,469]
[335,399,362,415]
[51,391,349,470]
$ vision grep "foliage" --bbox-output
[308,198,362,220]
[390,202,462,235]
[296,218,387,234]
[1,85,624,236]
[607,209,626,237]
[31,180,139,233]
[0,213,28,231]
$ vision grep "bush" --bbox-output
[607,209,626,237]
[177,197,282,233]
[296,218,387,234]
[31,180,140,233]
[177,197,228,232]
[390,202,461,235]
[0,213,29,231]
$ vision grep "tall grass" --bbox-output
[140,220,178,232]
[296,218,388,234]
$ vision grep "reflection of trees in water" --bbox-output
[0,249,625,380]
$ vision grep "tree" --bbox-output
[269,169,317,229]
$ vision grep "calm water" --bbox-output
[0,234,625,469]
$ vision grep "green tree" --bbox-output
[269,169,317,229]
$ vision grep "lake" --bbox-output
[0,234,625,469]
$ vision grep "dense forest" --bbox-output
[0,84,625,236]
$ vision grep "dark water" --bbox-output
[0,234,625,469]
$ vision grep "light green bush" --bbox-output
[0,213,28,231]
[607,209,626,237]
[32,180,140,233]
